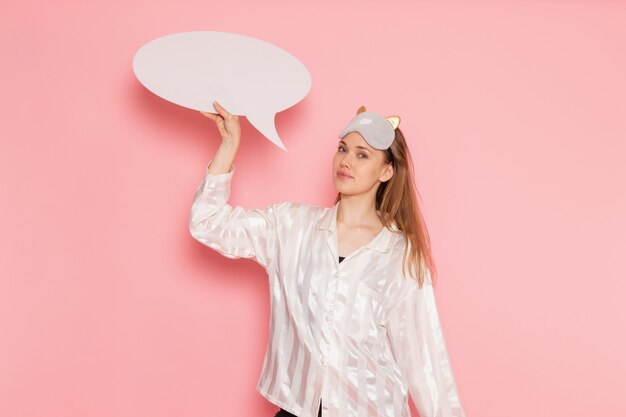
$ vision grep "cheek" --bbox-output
[359,161,377,175]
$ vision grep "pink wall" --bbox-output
[1,1,625,416]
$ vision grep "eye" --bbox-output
[337,145,346,152]
[358,152,368,158]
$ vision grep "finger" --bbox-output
[213,101,232,119]
[200,111,217,121]
[216,118,228,137]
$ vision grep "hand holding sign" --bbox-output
[132,31,312,151]
[200,101,241,146]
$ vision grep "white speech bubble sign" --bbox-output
[132,31,312,151]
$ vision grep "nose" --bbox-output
[339,152,351,168]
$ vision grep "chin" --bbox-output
[335,187,354,196]
[332,184,347,194]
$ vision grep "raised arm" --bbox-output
[189,101,287,269]
[200,100,241,175]
[385,270,467,417]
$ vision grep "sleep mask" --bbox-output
[337,105,401,150]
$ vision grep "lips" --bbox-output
[337,171,352,178]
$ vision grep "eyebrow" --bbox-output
[338,140,372,153]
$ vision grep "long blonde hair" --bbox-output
[334,127,437,289]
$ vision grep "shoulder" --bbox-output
[271,201,326,216]
[386,232,434,290]
[268,201,329,228]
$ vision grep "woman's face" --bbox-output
[332,132,393,197]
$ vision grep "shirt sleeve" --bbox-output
[385,270,466,417]
[188,161,287,270]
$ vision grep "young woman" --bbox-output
[189,101,467,417]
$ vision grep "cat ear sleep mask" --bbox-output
[337,105,401,150]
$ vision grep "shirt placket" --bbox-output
[317,228,344,416]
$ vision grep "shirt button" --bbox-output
[322,405,329,410]
[325,314,332,321]
[320,356,327,364]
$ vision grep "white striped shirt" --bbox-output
[189,163,466,417]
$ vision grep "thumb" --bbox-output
[215,117,229,138]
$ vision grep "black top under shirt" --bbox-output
[339,256,345,263]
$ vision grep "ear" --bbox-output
[379,162,394,183]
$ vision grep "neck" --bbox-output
[336,191,381,228]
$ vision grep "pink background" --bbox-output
[1,1,625,416]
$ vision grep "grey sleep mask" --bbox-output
[338,105,401,150]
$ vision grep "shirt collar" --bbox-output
[315,201,401,253]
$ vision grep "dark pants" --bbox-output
[274,398,322,417]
